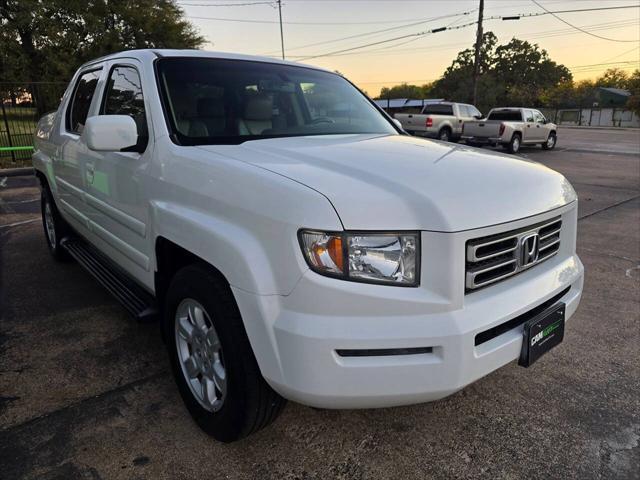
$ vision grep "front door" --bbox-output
[532,110,547,142]
[522,109,536,142]
[81,61,153,287]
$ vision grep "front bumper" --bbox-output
[233,204,583,408]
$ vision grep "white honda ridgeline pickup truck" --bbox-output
[33,50,583,442]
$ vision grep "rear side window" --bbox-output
[421,104,454,115]
[67,69,101,133]
[102,66,148,140]
[488,110,522,121]
[524,109,535,122]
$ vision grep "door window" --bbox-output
[524,110,535,122]
[66,69,101,134]
[534,111,546,123]
[468,106,482,118]
[102,66,148,142]
[458,105,470,117]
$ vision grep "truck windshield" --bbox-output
[156,57,397,145]
[487,110,522,121]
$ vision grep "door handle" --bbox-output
[86,164,95,184]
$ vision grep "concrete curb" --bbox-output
[560,147,639,156]
[0,167,35,177]
[558,125,640,131]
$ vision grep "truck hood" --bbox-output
[197,134,575,232]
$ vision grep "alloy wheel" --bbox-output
[44,200,56,247]
[175,298,227,412]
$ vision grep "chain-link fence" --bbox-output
[1,82,67,167]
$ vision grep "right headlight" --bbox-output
[298,230,420,286]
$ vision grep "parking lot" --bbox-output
[0,127,638,479]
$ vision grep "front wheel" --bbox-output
[164,264,285,442]
[41,186,70,261]
[542,132,557,150]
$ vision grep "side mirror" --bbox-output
[83,115,139,152]
[392,118,403,130]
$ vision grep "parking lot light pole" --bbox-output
[472,0,484,105]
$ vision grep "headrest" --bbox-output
[244,95,272,121]
[197,97,225,117]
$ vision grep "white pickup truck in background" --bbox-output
[462,107,558,153]
[394,102,482,142]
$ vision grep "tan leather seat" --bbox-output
[238,95,273,135]
[197,97,226,135]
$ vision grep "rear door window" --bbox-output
[421,104,454,115]
[66,69,102,133]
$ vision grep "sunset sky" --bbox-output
[178,0,640,96]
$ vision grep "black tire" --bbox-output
[506,133,522,154]
[163,264,286,442]
[40,184,71,261]
[437,127,452,142]
[542,132,557,150]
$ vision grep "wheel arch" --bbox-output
[154,236,231,302]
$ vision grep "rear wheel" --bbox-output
[506,133,521,154]
[437,127,452,142]
[542,132,557,150]
[40,185,70,261]
[164,264,285,442]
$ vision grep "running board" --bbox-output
[61,237,159,322]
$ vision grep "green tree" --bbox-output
[626,69,640,116]
[428,32,499,110]
[594,68,629,88]
[0,0,204,84]
[378,82,434,100]
[429,33,571,111]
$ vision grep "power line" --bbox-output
[531,0,639,43]
[276,19,639,60]
[185,4,639,26]
[260,11,474,55]
[297,19,488,60]
[291,6,639,61]
[186,13,471,25]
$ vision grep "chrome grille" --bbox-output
[466,217,562,292]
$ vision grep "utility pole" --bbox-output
[472,0,484,105]
[277,0,285,60]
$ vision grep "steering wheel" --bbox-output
[309,117,335,125]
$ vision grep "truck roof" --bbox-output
[78,48,331,73]
[490,107,538,111]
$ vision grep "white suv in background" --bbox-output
[33,50,584,442]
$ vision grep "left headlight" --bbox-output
[298,230,420,286]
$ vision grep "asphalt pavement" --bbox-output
[0,128,638,480]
